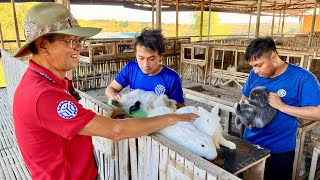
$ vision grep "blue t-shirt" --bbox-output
[242,63,320,153]
[115,61,184,103]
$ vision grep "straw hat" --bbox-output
[13,3,101,57]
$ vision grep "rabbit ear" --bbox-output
[198,107,208,116]
[211,105,219,115]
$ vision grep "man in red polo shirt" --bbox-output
[12,3,197,180]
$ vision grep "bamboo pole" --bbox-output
[281,3,286,37]
[271,1,276,36]
[11,0,21,48]
[277,10,282,37]
[156,0,161,29]
[55,0,70,9]
[207,0,212,40]
[152,0,155,29]
[176,0,179,37]
[200,0,204,41]
[0,22,4,50]
[299,12,303,33]
[248,5,252,38]
[308,0,318,47]
[255,0,262,38]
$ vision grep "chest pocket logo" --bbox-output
[277,89,287,97]
[57,100,78,119]
[155,84,166,95]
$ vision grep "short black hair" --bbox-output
[134,28,166,56]
[245,37,277,61]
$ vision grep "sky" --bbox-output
[70,5,300,25]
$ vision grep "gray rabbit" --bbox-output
[235,86,277,128]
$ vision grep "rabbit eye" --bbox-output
[201,144,205,147]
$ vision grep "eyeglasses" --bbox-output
[46,37,86,49]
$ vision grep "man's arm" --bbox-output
[78,113,198,141]
[105,80,123,101]
[269,92,320,121]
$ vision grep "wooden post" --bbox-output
[152,0,155,29]
[277,10,282,37]
[308,0,318,47]
[156,0,161,29]
[0,22,4,50]
[56,0,71,79]
[176,0,179,37]
[248,6,252,38]
[55,0,70,9]
[271,1,276,36]
[255,0,262,38]
[281,3,286,37]
[299,12,304,33]
[207,0,212,40]
[200,0,204,41]
[11,0,21,48]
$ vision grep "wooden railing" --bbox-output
[2,49,240,179]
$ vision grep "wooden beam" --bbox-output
[248,5,252,38]
[308,0,318,47]
[55,0,70,9]
[152,0,155,29]
[255,0,262,38]
[0,22,4,50]
[207,0,212,40]
[11,0,21,48]
[281,3,286,37]
[271,1,276,36]
[176,0,179,37]
[277,10,282,37]
[156,0,161,29]
[200,0,204,41]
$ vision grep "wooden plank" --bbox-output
[150,139,160,179]
[309,147,320,180]
[193,165,207,179]
[137,136,146,179]
[152,133,244,179]
[118,139,129,180]
[159,144,169,180]
[243,159,266,180]
[0,149,15,180]
[114,141,119,180]
[12,147,31,179]
[129,138,138,180]
[143,136,152,179]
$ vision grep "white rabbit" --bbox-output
[148,107,217,160]
[111,89,177,113]
[176,105,236,150]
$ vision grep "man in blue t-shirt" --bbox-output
[242,37,320,180]
[105,28,184,108]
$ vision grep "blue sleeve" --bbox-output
[114,63,131,88]
[299,72,320,106]
[169,73,184,104]
[242,70,254,98]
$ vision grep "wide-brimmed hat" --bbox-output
[13,3,101,57]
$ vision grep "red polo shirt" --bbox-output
[13,60,97,180]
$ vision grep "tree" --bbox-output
[192,11,232,40]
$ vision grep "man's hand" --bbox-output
[268,92,285,110]
[112,93,122,101]
[162,113,198,125]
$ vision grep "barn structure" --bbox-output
[1,0,320,179]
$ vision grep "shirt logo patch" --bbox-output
[155,84,166,95]
[57,100,78,119]
[277,89,287,97]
